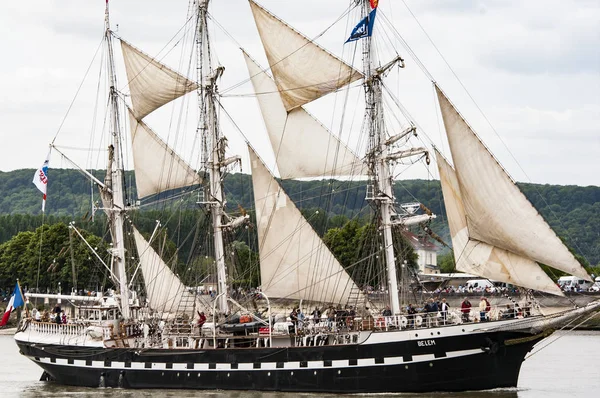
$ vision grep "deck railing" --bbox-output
[27,321,87,336]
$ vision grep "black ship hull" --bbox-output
[15,326,546,393]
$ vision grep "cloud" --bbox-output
[0,0,598,187]
[493,104,600,139]
[407,0,600,75]
[479,6,600,75]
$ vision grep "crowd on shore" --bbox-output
[423,285,521,296]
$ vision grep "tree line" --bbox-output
[1,169,598,264]
[0,214,420,299]
[0,168,598,296]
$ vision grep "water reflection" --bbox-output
[17,383,519,398]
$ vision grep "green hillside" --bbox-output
[1,169,598,266]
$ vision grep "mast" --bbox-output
[361,0,400,314]
[197,0,228,314]
[104,1,130,319]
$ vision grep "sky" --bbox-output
[0,0,598,187]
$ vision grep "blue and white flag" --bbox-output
[32,150,51,212]
[345,8,377,43]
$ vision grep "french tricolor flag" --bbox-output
[0,281,24,326]
[32,150,51,212]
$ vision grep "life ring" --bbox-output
[415,315,423,326]
[375,317,386,328]
[400,316,408,328]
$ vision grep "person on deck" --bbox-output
[53,304,62,324]
[326,306,335,331]
[426,298,438,327]
[312,308,321,325]
[197,311,207,328]
[289,308,299,333]
[346,306,356,330]
[297,308,305,329]
[479,297,487,322]
[382,305,392,328]
[382,306,392,317]
[440,298,450,325]
[484,297,491,318]
[461,297,472,323]
[407,303,417,328]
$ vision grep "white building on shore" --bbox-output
[402,230,440,274]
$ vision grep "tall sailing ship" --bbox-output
[14,0,599,393]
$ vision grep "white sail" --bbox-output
[121,40,198,120]
[249,146,359,303]
[435,86,590,281]
[133,228,202,317]
[128,110,201,199]
[436,151,563,296]
[248,0,362,111]
[244,51,364,178]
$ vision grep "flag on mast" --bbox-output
[345,8,377,43]
[0,281,24,326]
[32,150,51,212]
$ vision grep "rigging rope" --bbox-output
[525,309,600,359]
[51,38,104,145]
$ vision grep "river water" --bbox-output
[0,331,598,398]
